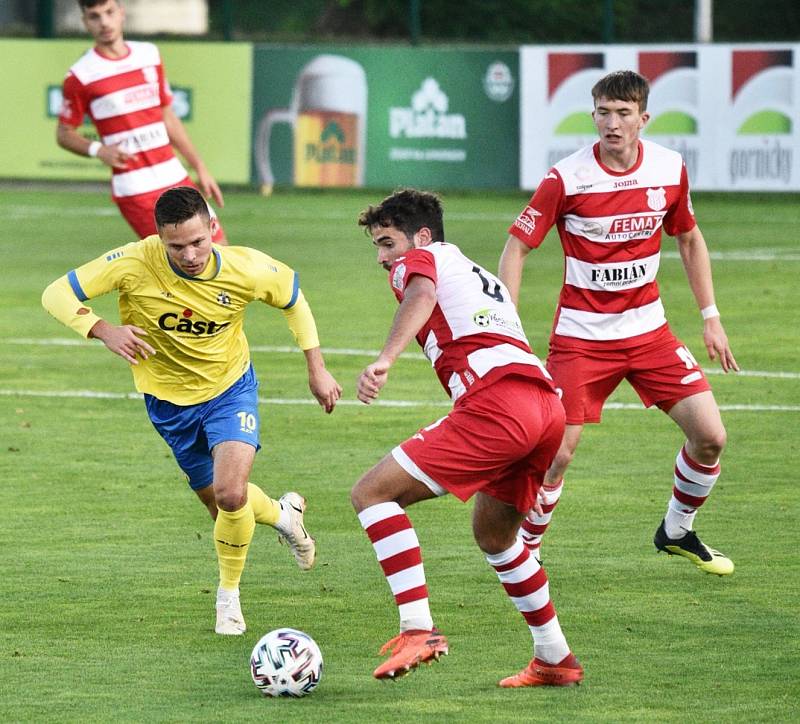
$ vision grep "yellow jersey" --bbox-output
[42,236,320,405]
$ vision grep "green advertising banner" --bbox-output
[252,45,519,190]
[0,39,251,183]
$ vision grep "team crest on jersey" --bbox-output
[391,263,406,291]
[143,66,158,84]
[513,206,542,236]
[646,187,667,211]
[216,291,231,306]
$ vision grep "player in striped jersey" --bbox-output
[57,0,226,243]
[42,187,342,635]
[499,70,738,575]
[352,189,582,687]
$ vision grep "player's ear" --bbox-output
[209,216,219,237]
[639,111,650,128]
[415,227,432,247]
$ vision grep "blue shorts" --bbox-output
[145,365,261,490]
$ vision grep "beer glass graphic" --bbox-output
[257,54,367,189]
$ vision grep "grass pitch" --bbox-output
[1,186,798,722]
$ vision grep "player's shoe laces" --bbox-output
[499,653,583,688]
[654,520,734,576]
[372,629,449,679]
[277,492,315,570]
[215,589,246,635]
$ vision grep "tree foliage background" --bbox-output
[207,0,800,43]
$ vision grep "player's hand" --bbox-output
[90,320,156,365]
[703,317,739,373]
[308,368,342,414]
[357,360,390,404]
[97,143,135,170]
[196,167,224,208]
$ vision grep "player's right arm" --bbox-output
[42,250,155,365]
[55,72,132,170]
[498,170,564,306]
[357,274,437,405]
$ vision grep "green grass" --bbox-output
[1,186,799,722]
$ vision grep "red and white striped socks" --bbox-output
[519,480,563,560]
[664,445,721,538]
[486,538,570,664]
[358,502,433,632]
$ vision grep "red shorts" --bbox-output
[114,178,225,242]
[394,375,565,514]
[547,328,712,425]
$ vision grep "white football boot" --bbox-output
[215,587,246,635]
[277,492,316,570]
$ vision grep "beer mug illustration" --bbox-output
[257,54,367,189]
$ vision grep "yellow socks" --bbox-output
[214,502,255,591]
[247,482,281,526]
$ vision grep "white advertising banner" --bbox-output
[520,43,800,191]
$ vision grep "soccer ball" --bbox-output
[250,628,323,698]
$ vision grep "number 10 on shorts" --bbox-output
[237,411,257,433]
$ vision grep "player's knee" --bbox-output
[693,425,727,461]
[215,488,247,512]
[472,521,516,555]
[550,447,575,477]
[350,478,372,513]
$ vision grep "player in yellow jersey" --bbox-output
[42,186,342,635]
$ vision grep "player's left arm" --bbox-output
[358,275,437,404]
[674,225,739,373]
[280,290,342,414]
[162,105,224,208]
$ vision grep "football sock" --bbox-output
[486,538,570,665]
[358,502,433,633]
[664,445,720,539]
[247,482,281,526]
[519,480,564,559]
[214,502,255,591]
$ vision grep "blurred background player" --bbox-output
[57,0,227,242]
[42,186,342,635]
[499,70,738,575]
[352,189,582,687]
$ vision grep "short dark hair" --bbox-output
[592,70,650,112]
[78,0,117,9]
[154,186,210,229]
[357,188,444,242]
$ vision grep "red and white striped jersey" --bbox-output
[59,41,188,200]
[509,140,696,350]
[389,242,554,402]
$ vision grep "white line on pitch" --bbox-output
[7,338,800,380]
[1,388,798,412]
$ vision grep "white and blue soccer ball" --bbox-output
[250,628,323,698]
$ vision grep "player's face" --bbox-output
[592,97,649,155]
[371,224,417,271]
[82,0,125,47]
[160,214,214,277]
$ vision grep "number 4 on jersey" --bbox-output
[472,266,504,302]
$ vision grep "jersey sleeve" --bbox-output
[59,72,87,127]
[663,163,697,236]
[389,248,437,300]
[158,57,174,108]
[508,170,565,249]
[41,244,140,338]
